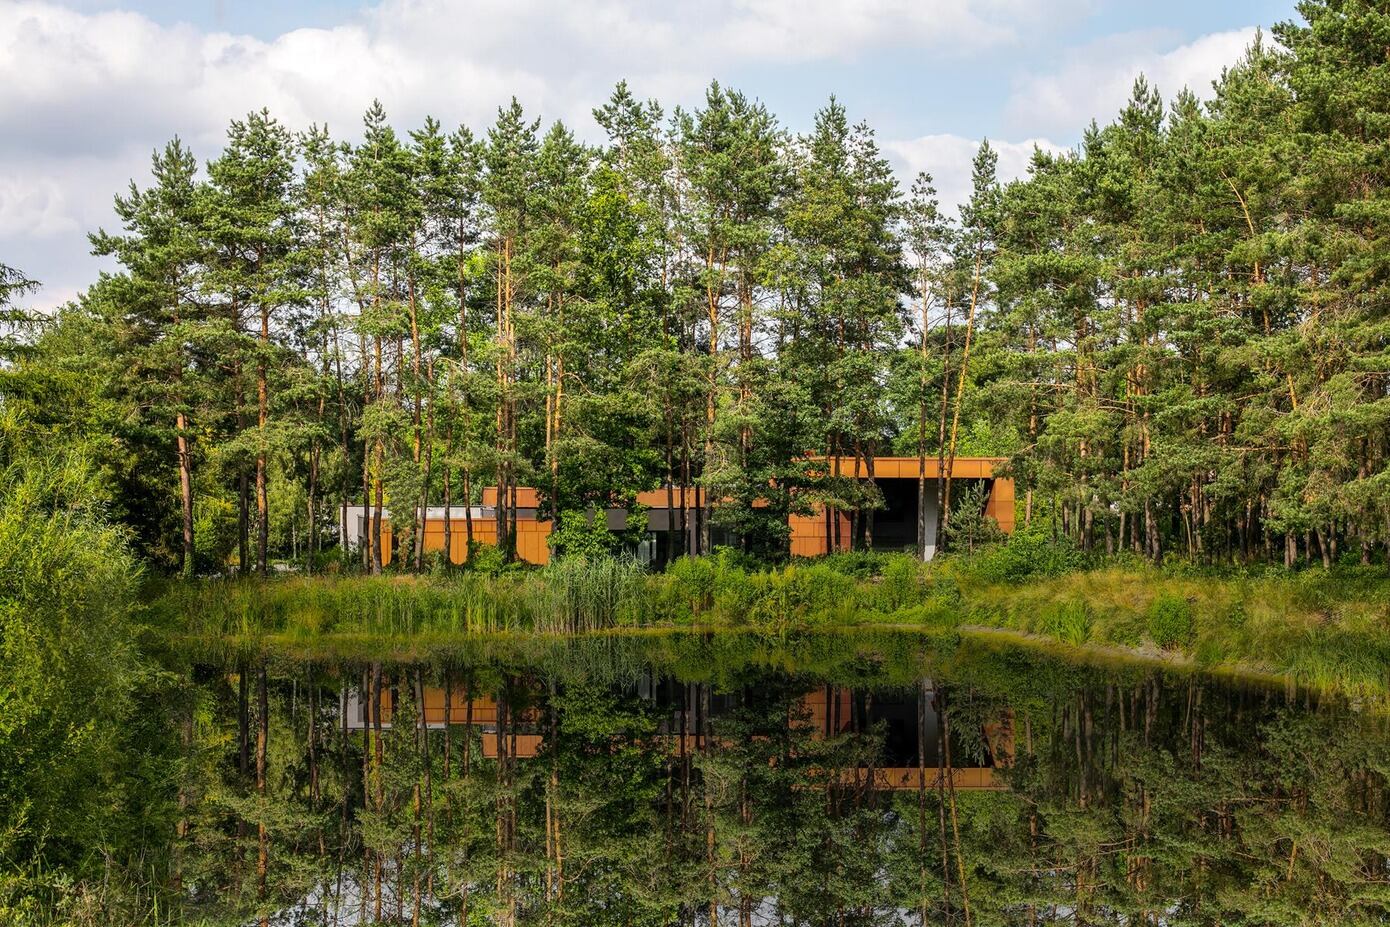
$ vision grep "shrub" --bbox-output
[746,564,857,626]
[817,550,890,579]
[1147,594,1195,650]
[876,554,926,611]
[659,555,719,620]
[548,508,639,559]
[956,529,1084,583]
[465,542,508,576]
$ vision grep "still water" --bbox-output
[180,632,1390,925]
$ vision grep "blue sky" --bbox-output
[2,0,1297,308]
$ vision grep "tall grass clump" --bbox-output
[158,554,658,642]
[538,555,649,633]
[1037,601,1094,646]
[1147,594,1195,650]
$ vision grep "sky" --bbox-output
[2,0,1297,310]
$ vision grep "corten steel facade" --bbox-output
[341,456,1014,567]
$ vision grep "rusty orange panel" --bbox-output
[811,456,1007,480]
[482,733,543,759]
[515,519,552,565]
[447,523,468,565]
[637,487,701,507]
[789,505,851,556]
[419,689,501,725]
[481,486,542,508]
[985,477,1016,534]
[858,767,1004,790]
[799,687,854,735]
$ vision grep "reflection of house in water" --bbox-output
[345,678,1011,790]
[340,455,1014,566]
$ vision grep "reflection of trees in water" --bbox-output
[166,643,1388,926]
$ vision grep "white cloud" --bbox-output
[0,174,80,239]
[0,150,145,310]
[0,0,1094,308]
[885,134,1067,215]
[0,0,1081,160]
[1005,27,1259,138]
[1,0,1208,310]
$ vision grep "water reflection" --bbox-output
[179,634,1390,926]
[348,677,1010,789]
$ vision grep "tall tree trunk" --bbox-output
[495,237,514,562]
[239,469,251,577]
[307,426,320,574]
[414,358,436,572]
[371,664,384,923]
[917,287,930,561]
[932,288,956,555]
[942,251,983,547]
[408,268,425,572]
[442,445,453,569]
[177,412,195,578]
[257,293,270,578]
[371,332,385,575]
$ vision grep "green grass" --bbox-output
[148,545,1390,704]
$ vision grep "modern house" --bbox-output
[341,456,1014,566]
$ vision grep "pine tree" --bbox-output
[206,110,298,576]
[90,138,207,577]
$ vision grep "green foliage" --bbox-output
[149,547,1390,706]
[464,540,510,576]
[0,449,159,923]
[547,505,650,560]
[1037,601,1094,646]
[949,527,1084,583]
[1147,593,1196,650]
[814,549,893,578]
[876,553,927,611]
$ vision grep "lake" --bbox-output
[171,631,1389,925]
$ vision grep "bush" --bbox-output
[0,454,147,917]
[1147,594,1195,650]
[745,563,858,626]
[955,528,1084,583]
[658,555,720,620]
[816,550,891,579]
[465,541,508,576]
[876,554,926,611]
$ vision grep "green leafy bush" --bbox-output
[465,541,508,576]
[1147,594,1195,650]
[745,563,857,626]
[876,554,926,611]
[816,550,891,578]
[658,555,719,620]
[955,528,1084,583]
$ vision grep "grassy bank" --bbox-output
[149,540,1390,702]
